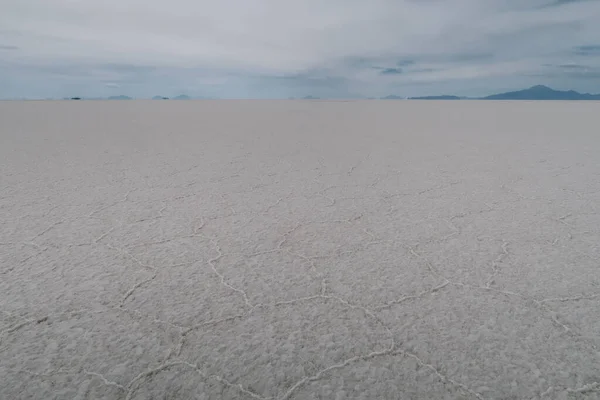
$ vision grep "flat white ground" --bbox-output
[1,100,599,399]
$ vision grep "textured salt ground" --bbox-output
[1,100,600,399]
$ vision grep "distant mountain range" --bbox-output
[383,85,600,100]
[482,85,600,100]
[58,86,600,101]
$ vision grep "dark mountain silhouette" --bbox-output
[483,85,600,100]
[108,95,132,100]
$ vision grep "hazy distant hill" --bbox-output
[173,94,191,100]
[410,95,463,100]
[383,94,463,100]
[483,85,600,100]
[152,96,169,100]
[108,95,132,100]
[303,95,320,99]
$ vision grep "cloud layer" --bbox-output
[2,0,600,98]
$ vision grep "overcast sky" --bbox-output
[1,0,600,99]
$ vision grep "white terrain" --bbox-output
[1,100,599,399]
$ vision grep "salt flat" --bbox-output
[1,100,599,399]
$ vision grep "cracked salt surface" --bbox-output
[1,100,600,399]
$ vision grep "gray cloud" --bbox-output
[380,68,403,75]
[574,45,600,56]
[539,62,600,80]
[2,0,600,98]
[545,0,595,6]
[0,44,19,50]
[557,63,588,69]
[397,60,416,67]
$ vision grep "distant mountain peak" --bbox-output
[530,84,552,90]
